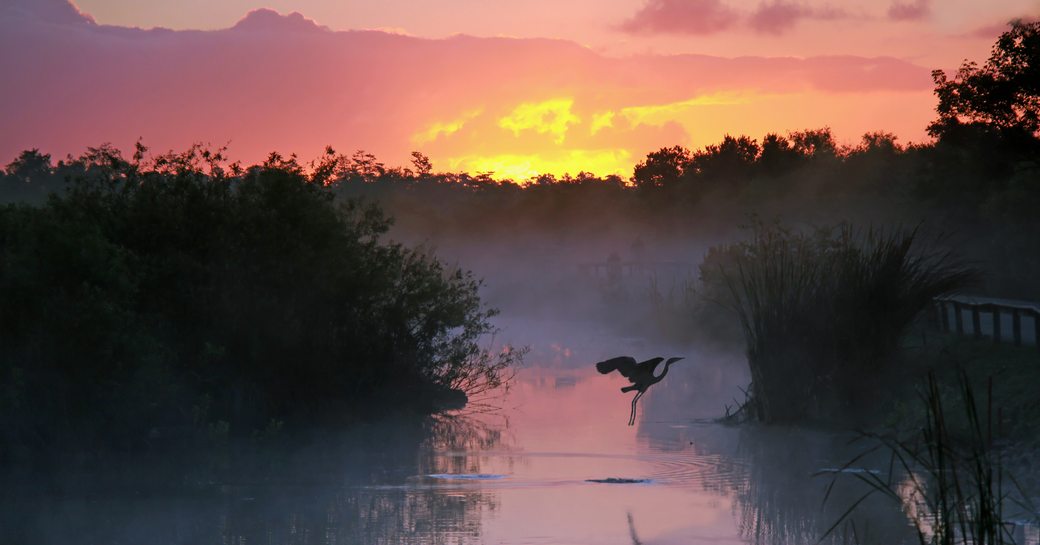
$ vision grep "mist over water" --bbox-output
[0,320,919,544]
[0,229,907,545]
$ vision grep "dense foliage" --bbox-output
[0,147,515,456]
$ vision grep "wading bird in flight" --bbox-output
[595,356,684,425]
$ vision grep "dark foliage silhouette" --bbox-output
[930,19,1040,144]
[0,145,519,460]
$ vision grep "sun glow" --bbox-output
[498,98,581,144]
[409,89,932,179]
[447,149,633,181]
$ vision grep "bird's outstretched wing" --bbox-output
[595,356,639,379]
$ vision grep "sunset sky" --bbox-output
[1,0,1035,178]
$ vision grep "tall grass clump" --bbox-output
[706,222,975,423]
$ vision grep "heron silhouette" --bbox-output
[595,356,684,425]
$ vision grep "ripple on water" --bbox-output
[426,473,508,480]
[644,451,748,491]
[418,439,748,492]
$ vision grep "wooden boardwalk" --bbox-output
[935,294,1040,349]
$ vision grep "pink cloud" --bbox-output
[748,2,848,35]
[619,0,739,35]
[0,0,94,25]
[964,16,1037,39]
[232,9,329,33]
[887,0,930,21]
[621,0,851,36]
[0,1,934,172]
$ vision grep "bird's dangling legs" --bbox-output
[628,391,644,426]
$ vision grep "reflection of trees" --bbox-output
[419,411,514,477]
[641,422,919,545]
[730,428,916,545]
[4,412,510,545]
[218,480,494,545]
[215,412,509,545]
[634,354,916,543]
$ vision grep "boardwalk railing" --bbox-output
[935,295,1040,349]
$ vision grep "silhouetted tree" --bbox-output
[930,19,1040,145]
[631,145,691,189]
[348,150,386,179]
[757,133,800,177]
[693,135,760,183]
[856,131,901,155]
[789,128,838,159]
[411,151,433,177]
[4,149,52,182]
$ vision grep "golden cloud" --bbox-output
[498,98,581,144]
[413,109,484,145]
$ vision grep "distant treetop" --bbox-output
[930,19,1040,144]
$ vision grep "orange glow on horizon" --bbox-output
[445,149,634,180]
[413,90,933,180]
[1,5,947,178]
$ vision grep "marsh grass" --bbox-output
[821,371,1035,545]
[711,222,975,423]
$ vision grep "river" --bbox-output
[4,317,1038,545]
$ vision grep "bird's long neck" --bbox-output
[652,362,673,382]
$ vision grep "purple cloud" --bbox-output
[620,0,851,36]
[232,9,329,33]
[619,0,740,35]
[749,1,847,35]
[887,0,930,21]
[0,0,94,25]
[964,16,1038,39]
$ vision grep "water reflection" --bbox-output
[727,428,913,545]
[2,413,505,545]
[4,327,1004,545]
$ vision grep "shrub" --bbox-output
[0,147,514,456]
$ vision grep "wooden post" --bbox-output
[1034,311,1040,351]
[992,309,1002,344]
[954,302,964,335]
[1012,309,1022,346]
[972,307,982,340]
[941,303,950,332]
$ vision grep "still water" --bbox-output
[5,319,1031,545]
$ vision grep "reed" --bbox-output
[821,371,1033,545]
[713,222,975,423]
